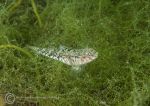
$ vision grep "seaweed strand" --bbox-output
[31,0,42,27]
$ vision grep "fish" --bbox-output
[28,46,98,70]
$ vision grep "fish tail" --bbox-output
[28,46,54,57]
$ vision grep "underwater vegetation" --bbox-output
[0,0,150,106]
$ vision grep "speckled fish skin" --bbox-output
[29,46,98,66]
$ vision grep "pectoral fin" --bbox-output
[59,45,68,50]
[71,66,81,71]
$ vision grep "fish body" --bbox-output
[29,46,98,70]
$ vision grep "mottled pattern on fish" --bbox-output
[29,46,98,66]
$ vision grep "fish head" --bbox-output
[84,48,98,60]
[76,48,98,65]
